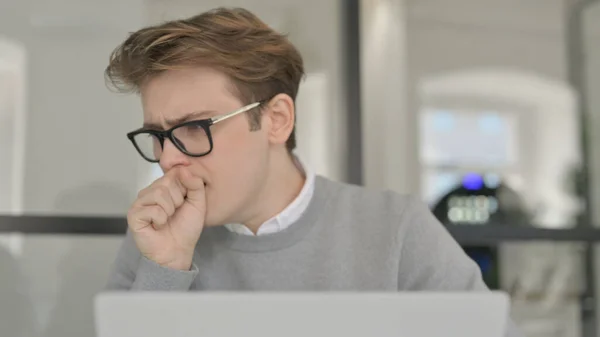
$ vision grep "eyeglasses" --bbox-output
[127,101,262,163]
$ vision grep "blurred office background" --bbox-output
[1,0,600,336]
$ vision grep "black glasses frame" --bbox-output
[127,119,214,163]
[127,101,264,163]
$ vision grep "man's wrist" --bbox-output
[161,258,193,271]
[147,250,195,271]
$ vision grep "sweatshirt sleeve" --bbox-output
[396,197,487,291]
[396,196,523,337]
[105,230,198,291]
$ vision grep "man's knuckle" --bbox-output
[152,186,166,199]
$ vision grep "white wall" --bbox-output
[0,0,146,216]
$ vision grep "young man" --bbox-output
[105,7,520,336]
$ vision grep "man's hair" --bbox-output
[105,7,305,151]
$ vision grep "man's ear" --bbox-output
[263,93,295,146]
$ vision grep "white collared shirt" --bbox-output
[224,156,315,236]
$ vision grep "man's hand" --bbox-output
[127,168,206,271]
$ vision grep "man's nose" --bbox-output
[159,138,190,171]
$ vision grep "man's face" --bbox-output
[140,67,270,226]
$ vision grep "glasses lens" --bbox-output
[172,123,211,155]
[132,133,162,161]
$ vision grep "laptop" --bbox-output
[95,292,509,337]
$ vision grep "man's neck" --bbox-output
[243,151,305,234]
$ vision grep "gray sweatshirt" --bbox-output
[106,176,521,336]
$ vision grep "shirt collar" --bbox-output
[225,154,316,236]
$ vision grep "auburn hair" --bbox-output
[105,7,305,151]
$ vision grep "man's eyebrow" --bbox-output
[142,110,216,129]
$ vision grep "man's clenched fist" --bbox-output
[127,167,206,271]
